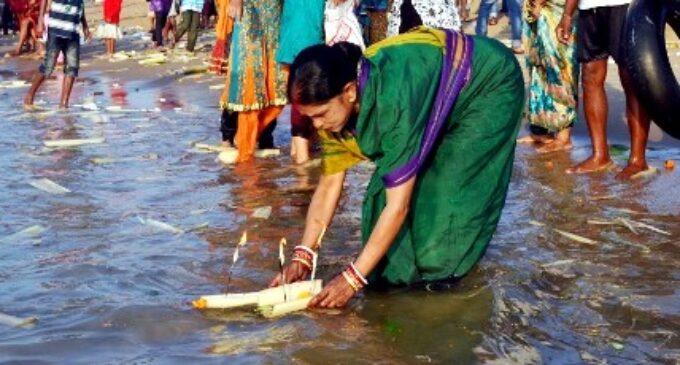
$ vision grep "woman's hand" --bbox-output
[308,273,356,308]
[228,0,242,20]
[555,14,573,44]
[269,261,310,287]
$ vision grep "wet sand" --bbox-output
[0,10,679,365]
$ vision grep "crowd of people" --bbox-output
[12,0,660,306]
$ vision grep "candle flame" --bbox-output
[278,238,287,265]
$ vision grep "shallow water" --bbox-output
[1,51,680,364]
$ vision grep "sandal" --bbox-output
[488,16,498,25]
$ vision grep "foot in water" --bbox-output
[536,139,573,154]
[517,134,554,145]
[566,156,614,174]
[616,162,650,180]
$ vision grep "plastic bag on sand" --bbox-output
[325,0,365,49]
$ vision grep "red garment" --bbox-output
[9,0,39,22]
[8,0,28,15]
[103,0,123,24]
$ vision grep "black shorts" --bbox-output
[577,4,628,64]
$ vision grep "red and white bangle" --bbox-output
[342,262,368,292]
[348,262,368,286]
[291,245,316,270]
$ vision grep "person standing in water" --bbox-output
[518,0,579,153]
[556,0,651,179]
[270,27,524,307]
[24,0,91,109]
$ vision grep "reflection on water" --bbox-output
[1,58,679,364]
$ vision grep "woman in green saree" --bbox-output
[270,27,525,308]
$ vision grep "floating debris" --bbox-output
[601,231,651,253]
[194,143,232,153]
[0,225,47,243]
[78,102,99,111]
[0,80,29,89]
[588,217,670,236]
[44,137,105,148]
[254,149,280,159]
[185,222,209,232]
[552,228,598,245]
[90,153,159,165]
[209,84,225,90]
[251,206,272,220]
[0,312,38,328]
[217,150,238,164]
[591,194,616,201]
[541,259,575,268]
[665,160,675,170]
[137,217,184,234]
[530,220,598,245]
[138,54,166,65]
[29,178,71,194]
[631,166,659,180]
[610,342,625,351]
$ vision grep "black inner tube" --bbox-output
[623,0,680,139]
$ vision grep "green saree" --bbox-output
[321,27,524,285]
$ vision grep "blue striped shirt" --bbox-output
[49,0,84,40]
[180,0,205,12]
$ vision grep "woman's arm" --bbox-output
[269,170,347,286]
[308,176,416,308]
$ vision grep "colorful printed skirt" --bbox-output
[523,0,579,132]
[219,0,288,112]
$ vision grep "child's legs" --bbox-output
[25,33,60,104]
[186,11,200,51]
[60,37,80,107]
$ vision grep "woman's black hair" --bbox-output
[288,42,363,105]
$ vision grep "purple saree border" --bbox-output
[358,58,371,96]
[382,30,474,188]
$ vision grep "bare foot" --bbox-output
[536,140,572,154]
[517,134,554,145]
[23,94,34,110]
[566,156,613,174]
[616,163,650,180]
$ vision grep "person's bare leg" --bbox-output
[23,73,46,109]
[111,39,116,55]
[615,67,651,180]
[537,127,573,153]
[59,75,75,109]
[9,18,29,56]
[291,136,310,164]
[566,59,613,173]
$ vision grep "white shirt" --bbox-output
[579,0,631,10]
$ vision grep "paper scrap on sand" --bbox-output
[44,137,105,148]
[29,178,71,194]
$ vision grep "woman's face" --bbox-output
[295,82,357,133]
